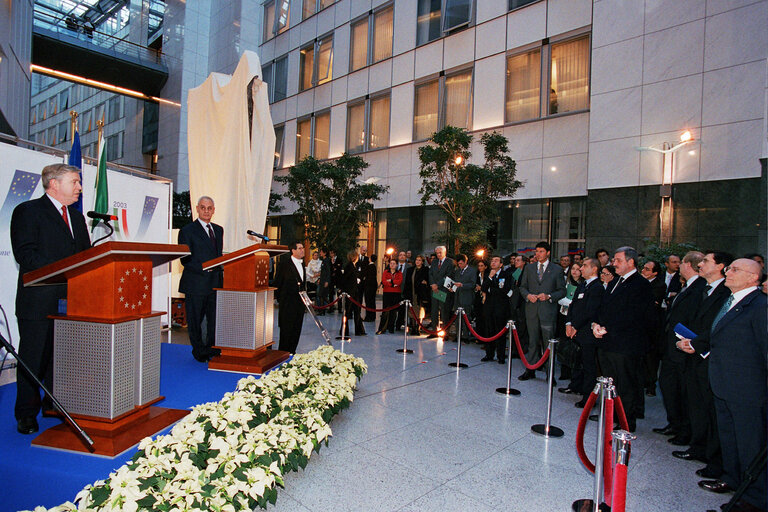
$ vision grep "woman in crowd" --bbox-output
[557,263,582,380]
[403,254,430,332]
[377,258,403,334]
[339,249,366,337]
[306,250,322,298]
[473,259,490,341]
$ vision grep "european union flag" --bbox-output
[136,196,159,240]
[68,130,83,212]
[0,170,41,224]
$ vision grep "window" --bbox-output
[300,34,333,91]
[303,0,335,20]
[506,49,540,123]
[350,6,393,72]
[106,133,123,160]
[38,103,46,121]
[263,0,290,41]
[47,127,56,146]
[49,97,58,116]
[346,94,390,153]
[417,0,472,45]
[262,55,289,103]
[59,89,69,111]
[508,0,539,10]
[58,122,68,144]
[295,112,330,161]
[95,103,106,125]
[413,69,473,141]
[549,35,590,115]
[81,110,92,132]
[30,107,37,125]
[107,96,122,123]
[273,125,285,168]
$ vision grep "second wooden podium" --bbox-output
[203,243,291,373]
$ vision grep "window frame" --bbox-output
[263,0,290,42]
[273,124,285,168]
[345,92,391,153]
[349,4,394,73]
[295,110,331,162]
[302,0,335,21]
[416,0,475,47]
[412,67,474,142]
[300,32,334,92]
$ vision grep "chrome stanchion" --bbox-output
[448,307,468,368]
[396,300,413,354]
[572,377,613,512]
[531,338,564,438]
[612,430,636,466]
[496,320,521,396]
[335,293,351,342]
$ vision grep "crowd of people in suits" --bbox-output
[298,241,766,512]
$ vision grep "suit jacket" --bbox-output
[339,260,361,298]
[403,265,429,304]
[689,280,730,357]
[319,257,331,286]
[518,260,566,323]
[429,257,455,292]
[11,195,91,319]
[363,261,378,293]
[481,268,513,316]
[567,278,604,346]
[274,255,306,313]
[664,271,682,307]
[330,256,342,286]
[708,289,767,405]
[452,265,478,309]
[663,276,707,362]
[595,271,658,356]
[178,220,224,295]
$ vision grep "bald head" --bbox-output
[725,258,762,293]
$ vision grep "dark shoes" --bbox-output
[668,436,690,446]
[672,450,706,463]
[698,480,734,494]
[481,355,494,362]
[518,370,535,381]
[375,329,386,335]
[574,399,587,408]
[17,416,39,435]
[193,347,221,363]
[558,387,577,394]
[497,359,506,364]
[652,424,676,436]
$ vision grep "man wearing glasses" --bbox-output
[678,258,766,511]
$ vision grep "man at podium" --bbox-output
[178,196,223,362]
[10,164,91,434]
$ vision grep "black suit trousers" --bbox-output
[597,349,642,425]
[362,287,377,321]
[184,292,217,358]
[278,307,305,354]
[713,397,767,509]
[658,358,690,436]
[15,318,55,420]
[686,359,721,471]
[573,341,598,396]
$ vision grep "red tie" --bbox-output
[61,205,69,228]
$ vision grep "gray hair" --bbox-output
[435,245,447,253]
[197,195,215,206]
[42,163,80,189]
[615,246,639,267]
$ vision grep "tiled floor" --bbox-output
[194,310,727,512]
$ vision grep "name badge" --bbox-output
[578,293,585,299]
[498,278,505,288]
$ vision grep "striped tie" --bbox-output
[711,295,734,333]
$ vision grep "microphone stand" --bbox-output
[91,220,114,247]
[0,331,94,449]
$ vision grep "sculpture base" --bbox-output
[208,344,290,374]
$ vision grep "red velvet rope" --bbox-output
[510,325,551,370]
[408,307,457,335]
[613,394,630,431]
[612,463,628,512]
[603,397,615,504]
[311,296,342,310]
[460,313,508,342]
[345,294,403,313]
[575,390,599,473]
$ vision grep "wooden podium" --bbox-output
[202,243,291,373]
[24,241,190,456]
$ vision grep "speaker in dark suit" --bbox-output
[592,247,658,431]
[10,164,91,434]
[696,259,766,509]
[178,196,224,362]
[657,252,707,443]
[275,242,307,354]
[518,242,566,380]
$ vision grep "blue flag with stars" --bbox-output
[136,196,159,240]
[0,170,40,225]
[68,130,83,212]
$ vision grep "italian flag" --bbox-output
[91,138,109,232]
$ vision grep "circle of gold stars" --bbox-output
[117,267,150,310]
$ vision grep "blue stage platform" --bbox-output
[0,343,251,512]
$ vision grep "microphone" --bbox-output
[247,230,270,242]
[87,211,118,222]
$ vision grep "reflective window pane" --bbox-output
[274,56,288,101]
[296,118,312,161]
[350,18,368,72]
[444,71,472,129]
[417,0,441,45]
[414,80,439,140]
[369,95,390,149]
[346,102,366,153]
[314,113,330,160]
[372,7,393,63]
[316,36,333,85]
[550,36,590,114]
[443,0,471,32]
[505,50,540,123]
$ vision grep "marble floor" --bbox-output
[182,310,726,512]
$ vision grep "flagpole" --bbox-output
[96,118,104,152]
[69,110,78,141]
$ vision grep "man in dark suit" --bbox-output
[428,245,455,337]
[480,255,513,363]
[448,254,478,342]
[681,258,768,511]
[275,242,307,354]
[663,254,682,309]
[362,253,378,322]
[316,248,331,316]
[11,163,91,434]
[329,250,343,312]
[673,251,732,476]
[562,257,604,406]
[641,259,667,397]
[682,259,766,511]
[656,251,706,444]
[518,241,566,381]
[178,196,224,363]
[592,246,658,432]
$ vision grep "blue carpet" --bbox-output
[0,343,255,512]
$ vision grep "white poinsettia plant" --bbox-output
[27,346,367,512]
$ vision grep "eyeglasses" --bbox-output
[725,266,758,275]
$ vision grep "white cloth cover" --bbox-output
[187,51,275,253]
